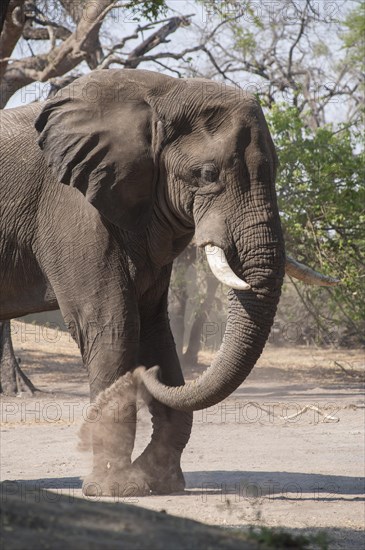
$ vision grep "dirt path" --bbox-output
[1,321,364,549]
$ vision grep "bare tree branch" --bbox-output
[0,5,197,108]
[201,46,237,85]
[0,0,117,108]
[59,0,84,24]
[125,15,191,68]
[22,21,71,41]
[60,0,104,69]
[0,0,27,79]
[287,3,308,78]
[98,15,194,70]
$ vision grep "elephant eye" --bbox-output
[201,164,219,184]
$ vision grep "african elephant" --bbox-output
[0,69,336,496]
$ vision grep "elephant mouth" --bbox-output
[204,243,339,289]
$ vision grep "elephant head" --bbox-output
[35,69,337,411]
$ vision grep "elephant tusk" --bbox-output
[205,244,251,290]
[286,256,340,286]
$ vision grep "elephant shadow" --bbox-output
[2,471,364,502]
[184,470,365,501]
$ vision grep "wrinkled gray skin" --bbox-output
[0,69,284,496]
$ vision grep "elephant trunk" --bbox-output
[142,205,285,411]
[142,288,281,411]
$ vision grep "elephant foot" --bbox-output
[132,446,185,495]
[82,465,152,497]
[82,466,109,497]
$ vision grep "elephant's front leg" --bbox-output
[134,293,193,494]
[61,304,147,497]
[81,329,155,497]
[82,372,140,497]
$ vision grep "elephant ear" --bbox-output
[35,75,163,232]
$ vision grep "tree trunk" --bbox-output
[0,1,13,33]
[0,321,37,395]
[0,1,26,80]
[184,276,219,365]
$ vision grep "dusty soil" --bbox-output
[1,486,261,550]
[1,320,364,549]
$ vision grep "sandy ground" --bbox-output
[1,321,364,549]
